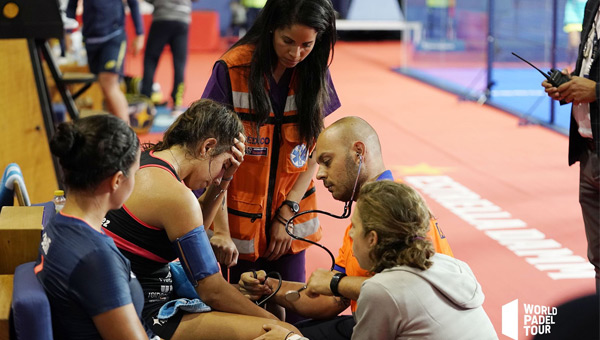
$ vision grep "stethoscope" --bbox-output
[256,154,363,305]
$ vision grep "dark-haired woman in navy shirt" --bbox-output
[35,114,150,339]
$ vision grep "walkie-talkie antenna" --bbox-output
[511,52,552,81]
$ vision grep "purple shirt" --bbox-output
[201,60,341,117]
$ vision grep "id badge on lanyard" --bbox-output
[581,10,600,77]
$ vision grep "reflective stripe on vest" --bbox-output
[206,229,255,255]
[232,238,255,254]
[207,218,319,256]
[232,91,252,110]
[232,91,297,113]
[292,216,320,238]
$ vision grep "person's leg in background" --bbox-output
[98,72,129,122]
[579,148,600,293]
[88,31,129,123]
[169,21,189,116]
[245,7,261,31]
[141,20,170,104]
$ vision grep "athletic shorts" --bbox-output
[85,30,127,75]
[144,309,184,340]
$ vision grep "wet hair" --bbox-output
[357,181,435,272]
[146,99,244,158]
[50,114,139,191]
[231,0,337,145]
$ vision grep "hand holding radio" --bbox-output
[551,76,598,104]
[546,68,572,88]
[512,52,571,105]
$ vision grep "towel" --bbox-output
[156,262,211,320]
[157,298,211,320]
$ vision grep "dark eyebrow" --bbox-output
[316,152,328,164]
[281,33,315,45]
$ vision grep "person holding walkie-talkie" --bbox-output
[542,0,600,294]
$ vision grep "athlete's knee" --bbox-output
[97,72,120,88]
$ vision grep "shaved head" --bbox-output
[320,116,382,157]
[315,116,386,201]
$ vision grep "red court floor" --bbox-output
[130,40,596,339]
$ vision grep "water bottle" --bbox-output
[53,190,66,213]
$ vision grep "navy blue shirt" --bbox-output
[35,212,145,339]
[67,0,144,42]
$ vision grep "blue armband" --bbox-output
[172,226,219,287]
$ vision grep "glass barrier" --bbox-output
[398,0,575,134]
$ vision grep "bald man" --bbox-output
[240,117,452,340]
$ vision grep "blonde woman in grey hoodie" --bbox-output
[350,181,498,340]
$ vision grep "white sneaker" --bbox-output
[171,107,185,117]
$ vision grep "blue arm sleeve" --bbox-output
[69,249,133,317]
[172,226,220,287]
[126,0,145,35]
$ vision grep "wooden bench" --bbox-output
[0,275,12,340]
[0,206,44,275]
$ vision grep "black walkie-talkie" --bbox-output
[512,52,570,105]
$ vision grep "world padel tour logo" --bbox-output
[291,144,308,168]
[502,299,557,339]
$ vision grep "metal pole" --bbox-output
[486,0,495,102]
[550,0,558,124]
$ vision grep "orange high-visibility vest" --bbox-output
[220,44,322,261]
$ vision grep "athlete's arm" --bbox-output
[239,270,350,319]
[207,199,239,267]
[305,268,366,301]
[161,189,275,319]
[199,133,245,228]
[199,133,245,267]
[93,304,148,340]
[129,169,276,320]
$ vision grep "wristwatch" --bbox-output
[329,272,347,297]
[287,334,309,340]
[281,200,300,214]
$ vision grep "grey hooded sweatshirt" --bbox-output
[353,253,498,339]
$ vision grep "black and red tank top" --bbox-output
[104,150,181,276]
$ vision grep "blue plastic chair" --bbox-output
[1,163,30,207]
[10,262,53,340]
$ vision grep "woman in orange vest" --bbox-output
[202,0,340,319]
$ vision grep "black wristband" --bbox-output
[275,213,288,226]
[329,272,347,297]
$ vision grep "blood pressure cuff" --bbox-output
[172,226,219,287]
